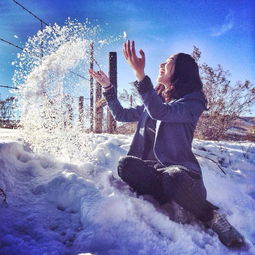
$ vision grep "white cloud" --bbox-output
[210,10,234,37]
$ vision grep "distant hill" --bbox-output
[226,116,255,141]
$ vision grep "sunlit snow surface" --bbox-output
[0,128,255,255]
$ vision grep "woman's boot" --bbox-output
[206,210,245,248]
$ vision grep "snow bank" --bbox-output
[0,130,255,255]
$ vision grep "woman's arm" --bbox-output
[88,68,143,122]
[123,40,205,123]
[134,76,205,123]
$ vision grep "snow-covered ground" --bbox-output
[0,128,255,255]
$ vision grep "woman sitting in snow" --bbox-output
[88,40,244,248]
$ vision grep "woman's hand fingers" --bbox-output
[123,44,128,60]
[122,40,146,79]
[131,41,137,60]
[89,69,100,79]
[88,69,110,87]
[123,40,136,61]
[139,49,145,62]
[98,70,106,77]
[88,69,97,77]
[127,40,132,59]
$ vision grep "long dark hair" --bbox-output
[156,53,203,102]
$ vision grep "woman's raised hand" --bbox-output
[88,69,111,88]
[123,40,145,81]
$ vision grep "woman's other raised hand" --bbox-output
[123,40,145,81]
[88,69,111,89]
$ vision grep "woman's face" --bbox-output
[156,54,177,86]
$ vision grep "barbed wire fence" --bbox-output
[0,0,117,132]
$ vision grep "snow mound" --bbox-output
[0,131,255,255]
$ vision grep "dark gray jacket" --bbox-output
[103,75,207,175]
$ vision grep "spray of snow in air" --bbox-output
[12,19,122,163]
[123,31,127,40]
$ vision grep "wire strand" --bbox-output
[0,85,18,90]
[10,0,102,70]
[0,38,23,51]
[11,0,49,26]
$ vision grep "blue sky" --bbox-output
[0,0,254,115]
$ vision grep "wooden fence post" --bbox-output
[78,96,84,128]
[90,42,94,132]
[107,52,117,133]
[95,81,103,133]
[64,94,73,128]
[130,94,133,107]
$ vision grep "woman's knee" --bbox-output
[160,165,198,200]
[117,155,140,179]
[161,166,184,183]
[117,156,128,178]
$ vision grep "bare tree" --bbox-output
[0,97,18,128]
[192,46,255,140]
[118,85,142,108]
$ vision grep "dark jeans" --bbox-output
[117,155,218,222]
